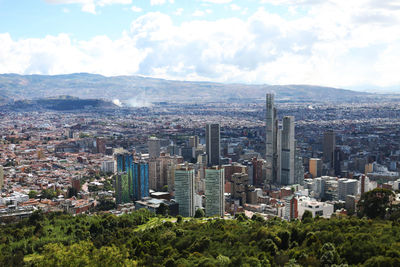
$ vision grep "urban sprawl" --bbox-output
[1,94,400,222]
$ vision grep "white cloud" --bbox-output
[131,5,142,12]
[230,4,241,11]
[45,0,132,14]
[192,10,205,17]
[98,0,131,6]
[4,2,400,90]
[150,0,165,6]
[173,8,183,15]
[202,0,232,3]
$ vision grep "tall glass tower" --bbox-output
[174,164,195,217]
[266,93,278,184]
[205,167,225,217]
[206,123,220,167]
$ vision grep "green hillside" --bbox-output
[1,209,399,266]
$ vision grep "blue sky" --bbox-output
[0,0,400,92]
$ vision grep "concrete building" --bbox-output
[338,178,359,201]
[206,123,220,166]
[309,158,322,178]
[284,196,298,221]
[101,160,115,173]
[323,130,336,166]
[265,93,278,184]
[205,167,225,217]
[0,165,3,189]
[298,197,334,218]
[174,164,195,217]
[231,173,249,206]
[281,116,295,185]
[148,137,161,159]
[189,136,199,148]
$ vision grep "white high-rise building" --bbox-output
[148,137,161,159]
[338,178,359,201]
[205,167,225,217]
[174,164,195,217]
[101,160,115,173]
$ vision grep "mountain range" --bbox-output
[0,73,380,105]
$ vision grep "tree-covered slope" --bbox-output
[1,210,400,266]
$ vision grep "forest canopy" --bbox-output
[1,209,400,266]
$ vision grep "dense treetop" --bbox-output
[1,208,400,266]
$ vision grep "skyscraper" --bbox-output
[0,165,4,189]
[281,116,295,185]
[205,167,225,217]
[323,130,336,166]
[148,137,161,159]
[114,151,149,203]
[265,93,278,184]
[265,94,303,186]
[133,162,149,201]
[309,158,322,178]
[174,164,195,217]
[206,123,220,166]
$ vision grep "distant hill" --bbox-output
[0,73,372,104]
[4,96,117,111]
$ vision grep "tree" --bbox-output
[302,210,313,222]
[194,208,205,218]
[41,189,56,199]
[156,203,169,216]
[357,188,395,219]
[28,190,38,199]
[161,185,168,192]
[319,243,340,266]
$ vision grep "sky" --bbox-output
[0,0,400,92]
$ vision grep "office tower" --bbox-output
[114,152,149,202]
[181,147,194,162]
[133,162,149,200]
[265,93,278,184]
[338,178,358,201]
[323,130,336,166]
[314,177,326,198]
[174,164,195,217]
[115,173,130,204]
[295,146,304,185]
[281,116,295,185]
[205,167,225,217]
[115,152,133,204]
[206,123,220,166]
[189,136,199,148]
[115,151,133,173]
[0,165,4,189]
[309,158,322,178]
[148,137,161,159]
[334,147,342,176]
